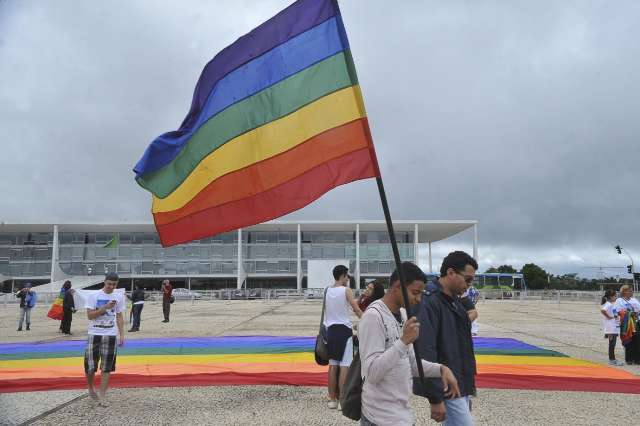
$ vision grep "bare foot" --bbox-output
[98,400,109,408]
[88,389,98,400]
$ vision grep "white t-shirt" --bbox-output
[86,290,125,336]
[601,301,619,334]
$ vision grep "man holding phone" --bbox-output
[84,272,125,406]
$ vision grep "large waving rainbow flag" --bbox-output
[1,336,639,394]
[134,0,379,247]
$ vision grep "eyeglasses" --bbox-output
[455,271,475,284]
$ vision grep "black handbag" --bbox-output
[314,288,329,366]
[340,345,362,420]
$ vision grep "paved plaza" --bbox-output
[1,298,638,425]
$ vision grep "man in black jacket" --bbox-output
[128,285,145,332]
[61,281,76,335]
[414,251,478,425]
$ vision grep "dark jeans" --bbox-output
[624,333,640,363]
[162,299,170,321]
[61,308,73,334]
[132,304,143,330]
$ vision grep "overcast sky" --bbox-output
[1,0,639,277]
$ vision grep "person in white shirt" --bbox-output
[84,272,125,406]
[359,262,459,426]
[600,289,623,366]
[614,285,640,365]
[324,265,363,409]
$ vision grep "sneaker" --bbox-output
[26,326,30,331]
[17,327,22,331]
[327,400,338,409]
[609,360,624,366]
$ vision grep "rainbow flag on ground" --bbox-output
[134,0,379,247]
[1,336,639,394]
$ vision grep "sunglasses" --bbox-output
[455,270,475,284]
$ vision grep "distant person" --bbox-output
[600,289,623,366]
[128,284,145,332]
[614,285,640,365]
[357,281,386,312]
[84,272,125,406]
[16,283,36,331]
[462,282,480,336]
[161,279,173,323]
[324,265,363,409]
[61,280,76,335]
[414,251,478,425]
[359,261,459,425]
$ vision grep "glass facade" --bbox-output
[0,226,417,281]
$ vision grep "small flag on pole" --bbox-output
[103,235,119,249]
[134,0,380,247]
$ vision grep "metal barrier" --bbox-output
[1,288,605,307]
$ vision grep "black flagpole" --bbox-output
[374,175,427,388]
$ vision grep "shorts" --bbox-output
[84,335,118,374]
[329,336,353,367]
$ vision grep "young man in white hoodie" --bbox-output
[359,261,459,425]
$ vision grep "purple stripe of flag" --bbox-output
[133,0,339,176]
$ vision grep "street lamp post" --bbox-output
[615,245,637,292]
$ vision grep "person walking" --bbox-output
[414,251,478,425]
[359,261,459,426]
[61,280,76,335]
[16,283,36,331]
[161,279,173,323]
[324,265,362,409]
[128,284,145,332]
[84,272,125,406]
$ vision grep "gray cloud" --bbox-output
[1,0,639,273]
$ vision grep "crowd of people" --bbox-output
[600,284,640,365]
[321,251,479,425]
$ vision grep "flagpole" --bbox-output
[374,175,428,388]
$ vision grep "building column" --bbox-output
[50,225,59,292]
[297,224,302,291]
[414,223,419,264]
[428,241,433,273]
[355,223,360,289]
[236,229,243,289]
[473,223,478,261]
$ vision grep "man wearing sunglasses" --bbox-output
[413,251,478,425]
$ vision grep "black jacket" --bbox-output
[63,291,75,310]
[413,290,476,403]
[129,288,145,304]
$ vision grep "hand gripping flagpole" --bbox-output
[374,175,428,389]
[362,118,428,387]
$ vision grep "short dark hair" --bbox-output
[105,272,119,282]
[390,261,427,286]
[333,264,349,281]
[371,281,385,301]
[440,251,478,277]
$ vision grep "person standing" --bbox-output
[324,265,362,409]
[414,251,478,425]
[128,284,145,332]
[614,285,640,365]
[161,279,173,323]
[359,261,459,426]
[600,289,623,366]
[84,272,125,406]
[16,283,36,331]
[61,280,76,335]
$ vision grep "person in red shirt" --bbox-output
[161,280,173,323]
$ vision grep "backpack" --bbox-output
[340,307,387,421]
[26,291,37,308]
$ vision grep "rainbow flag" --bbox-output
[46,289,64,321]
[1,336,639,394]
[134,0,379,247]
[619,309,636,346]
